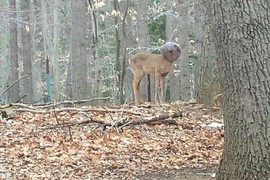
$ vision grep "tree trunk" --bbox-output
[167,0,190,101]
[123,2,138,104]
[87,0,100,100]
[8,0,19,103]
[40,0,53,102]
[193,1,203,99]
[71,0,91,100]
[135,0,150,102]
[20,0,33,103]
[30,0,42,103]
[210,1,270,179]
[113,0,122,104]
[196,1,220,105]
[52,0,60,101]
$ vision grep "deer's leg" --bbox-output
[133,72,144,105]
[160,74,167,103]
[154,73,161,103]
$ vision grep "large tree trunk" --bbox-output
[210,1,270,179]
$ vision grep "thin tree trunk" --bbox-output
[135,0,150,102]
[119,0,129,104]
[30,0,42,103]
[52,0,60,101]
[20,0,33,103]
[177,0,190,100]
[8,0,19,102]
[124,3,138,103]
[168,0,190,101]
[71,0,90,100]
[193,1,203,99]
[197,2,220,105]
[88,0,100,99]
[114,0,121,104]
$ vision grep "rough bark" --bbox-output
[210,1,270,179]
[197,2,220,105]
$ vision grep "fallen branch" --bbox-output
[44,112,182,130]
[16,106,147,116]
[35,97,114,108]
[0,103,37,110]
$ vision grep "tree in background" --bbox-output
[193,0,203,99]
[51,0,60,101]
[136,0,150,102]
[210,1,270,179]
[167,0,191,101]
[1,0,207,104]
[71,0,92,100]
[8,0,19,102]
[196,1,220,106]
[20,0,33,103]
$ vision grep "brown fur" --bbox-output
[129,42,181,105]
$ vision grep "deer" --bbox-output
[129,42,181,106]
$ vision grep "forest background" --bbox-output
[0,0,218,105]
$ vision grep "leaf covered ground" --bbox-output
[0,101,223,179]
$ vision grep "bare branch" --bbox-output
[0,75,28,98]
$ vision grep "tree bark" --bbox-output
[197,1,220,105]
[193,1,203,99]
[135,0,150,102]
[167,0,191,101]
[71,0,91,100]
[123,2,138,103]
[8,0,19,103]
[113,0,122,104]
[210,1,270,179]
[52,0,60,101]
[20,0,33,103]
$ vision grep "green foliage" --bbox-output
[148,13,166,44]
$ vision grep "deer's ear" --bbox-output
[174,44,181,53]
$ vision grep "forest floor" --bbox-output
[0,100,223,179]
